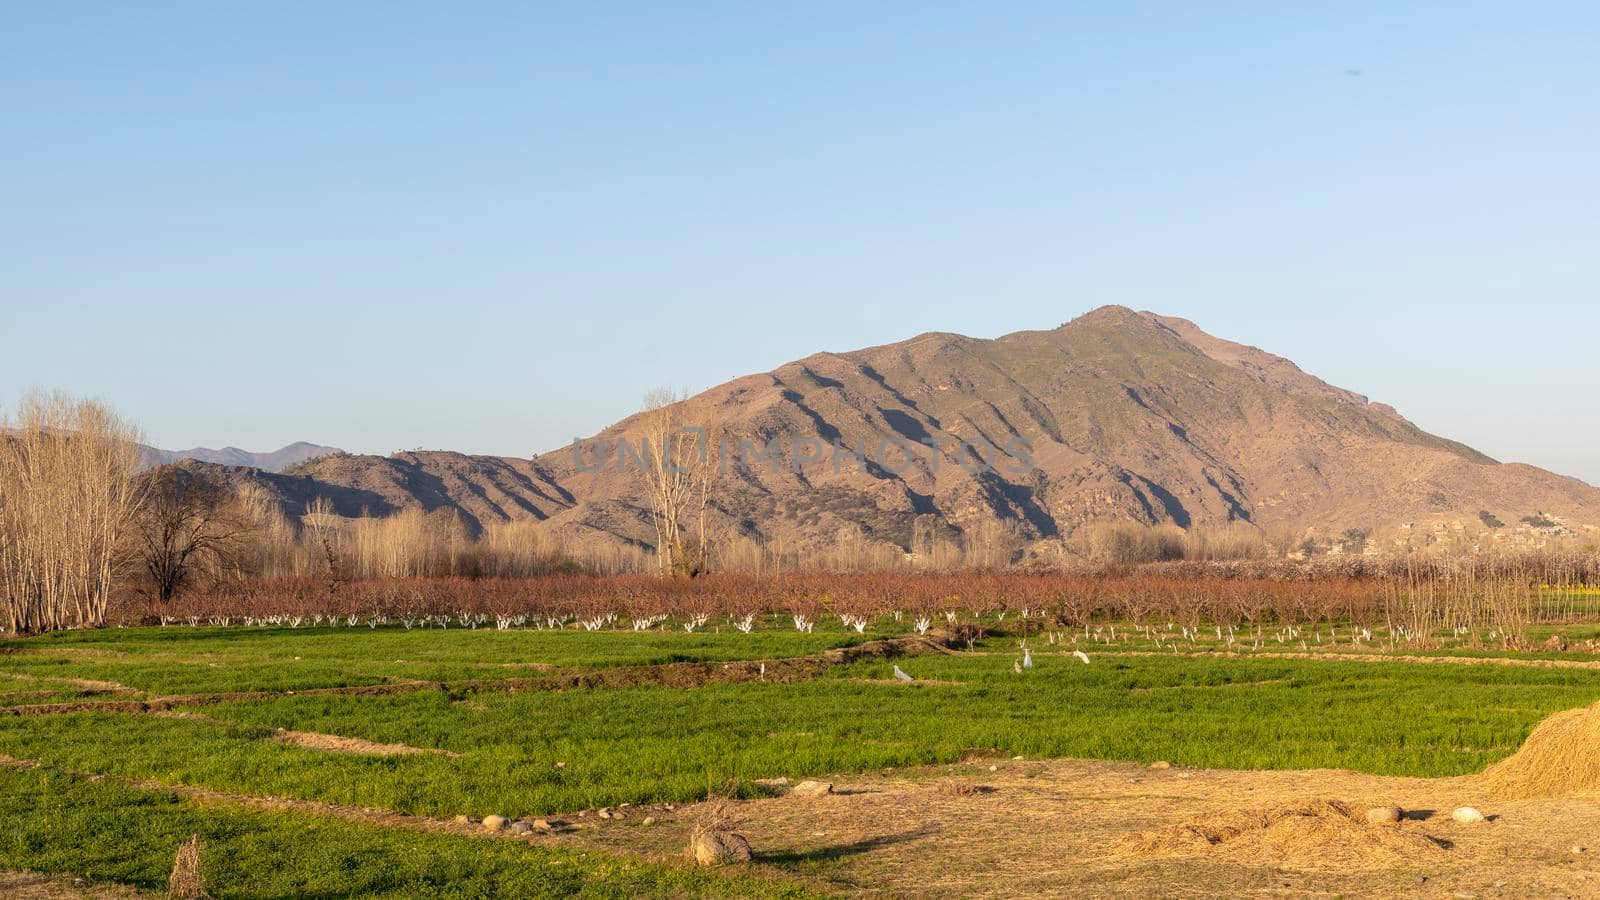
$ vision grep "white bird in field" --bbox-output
[1023,648,1034,669]
[1012,659,1022,674]
[1073,650,1091,665]
[893,665,914,682]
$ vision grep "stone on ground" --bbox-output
[1365,806,1403,825]
[687,830,753,866]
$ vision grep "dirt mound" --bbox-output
[1479,701,1600,799]
[1114,799,1450,870]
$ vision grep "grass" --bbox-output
[0,672,108,707]
[0,767,814,898]
[0,625,871,695]
[0,652,1596,821]
[4,623,1600,895]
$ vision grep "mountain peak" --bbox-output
[208,312,1600,558]
[141,442,343,473]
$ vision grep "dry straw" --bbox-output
[167,834,211,899]
[1479,701,1600,800]
[1114,798,1449,870]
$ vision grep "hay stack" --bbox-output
[1114,799,1448,870]
[167,835,211,899]
[684,795,752,867]
[1480,701,1600,800]
[686,829,753,866]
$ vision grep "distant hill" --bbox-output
[202,307,1600,555]
[141,441,342,473]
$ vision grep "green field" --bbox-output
[3,621,1599,896]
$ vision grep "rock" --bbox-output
[508,821,532,834]
[1149,760,1172,770]
[530,818,556,833]
[1573,845,1587,855]
[452,815,471,825]
[1451,806,1486,824]
[643,816,656,826]
[686,830,753,866]
[598,808,613,819]
[988,765,998,772]
[481,815,509,832]
[1366,806,1403,825]
[790,780,834,797]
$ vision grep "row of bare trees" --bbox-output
[0,394,146,632]
[0,393,282,632]
[6,388,1600,636]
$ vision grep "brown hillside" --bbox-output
[214,307,1600,555]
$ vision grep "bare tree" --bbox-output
[301,497,342,577]
[0,392,145,633]
[637,388,715,576]
[133,464,257,602]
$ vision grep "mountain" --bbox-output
[141,441,343,473]
[210,308,1600,555]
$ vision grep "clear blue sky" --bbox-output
[5,3,1597,482]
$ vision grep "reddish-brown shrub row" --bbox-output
[112,547,1600,630]
[121,572,1394,628]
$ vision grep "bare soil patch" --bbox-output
[272,728,459,757]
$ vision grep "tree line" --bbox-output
[6,391,1599,636]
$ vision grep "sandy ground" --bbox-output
[570,757,1600,897]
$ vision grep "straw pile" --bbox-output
[1479,701,1600,800]
[1113,799,1449,870]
